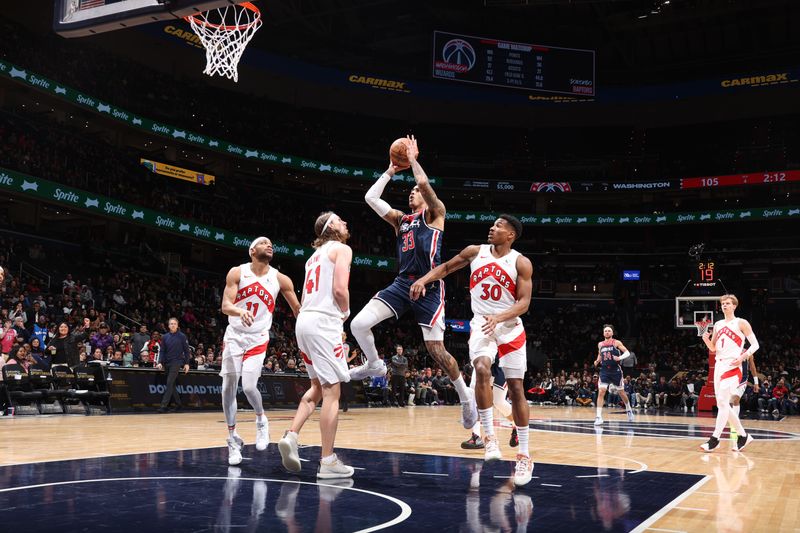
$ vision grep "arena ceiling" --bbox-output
[253,0,800,83]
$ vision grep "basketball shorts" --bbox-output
[468,317,526,379]
[296,311,350,386]
[375,276,444,340]
[714,360,742,395]
[220,327,269,376]
[599,372,624,390]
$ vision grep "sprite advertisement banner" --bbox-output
[0,167,396,271]
[0,60,433,187]
[445,208,800,226]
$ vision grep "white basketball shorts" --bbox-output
[468,317,527,379]
[296,311,350,386]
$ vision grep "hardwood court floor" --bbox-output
[3,405,799,532]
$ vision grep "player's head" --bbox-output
[603,324,614,339]
[408,185,426,211]
[313,211,349,248]
[720,294,738,314]
[488,214,523,245]
[249,236,273,263]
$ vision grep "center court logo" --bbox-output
[436,39,476,73]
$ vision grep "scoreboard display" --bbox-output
[433,31,595,96]
[693,260,717,288]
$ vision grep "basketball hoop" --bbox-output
[185,2,262,82]
[695,319,712,338]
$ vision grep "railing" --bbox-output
[19,262,51,290]
[109,310,144,328]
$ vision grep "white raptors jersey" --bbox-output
[469,244,521,316]
[714,317,745,362]
[301,241,346,318]
[227,263,279,333]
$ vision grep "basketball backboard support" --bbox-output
[675,296,720,330]
[54,0,242,37]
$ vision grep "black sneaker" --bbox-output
[461,434,485,449]
[735,433,754,452]
[700,436,719,452]
[509,427,519,448]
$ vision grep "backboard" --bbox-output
[54,0,242,37]
[675,296,720,331]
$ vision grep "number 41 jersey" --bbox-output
[469,245,521,316]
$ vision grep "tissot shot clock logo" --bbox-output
[435,39,476,77]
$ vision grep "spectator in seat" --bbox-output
[132,324,150,363]
[9,302,26,326]
[12,317,29,344]
[636,378,653,409]
[369,374,391,406]
[1,319,16,358]
[46,318,90,367]
[576,382,593,406]
[654,376,669,409]
[757,378,773,412]
[667,378,683,410]
[404,370,416,406]
[31,315,50,347]
[29,337,49,369]
[769,377,790,415]
[90,322,114,355]
[142,331,161,367]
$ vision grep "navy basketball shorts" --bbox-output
[375,276,445,330]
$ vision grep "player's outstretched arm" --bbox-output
[406,136,445,219]
[409,245,480,301]
[277,272,301,318]
[365,162,406,233]
[221,266,253,326]
[481,256,533,334]
[331,243,353,319]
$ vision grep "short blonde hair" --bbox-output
[719,294,738,306]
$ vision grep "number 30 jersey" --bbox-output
[469,245,521,316]
[227,263,278,334]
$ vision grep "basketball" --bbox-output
[390,138,412,167]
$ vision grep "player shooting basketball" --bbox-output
[349,135,478,429]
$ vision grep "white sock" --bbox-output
[516,425,529,457]
[321,453,336,464]
[479,407,494,438]
[624,401,632,412]
[453,376,470,402]
[257,414,267,425]
[596,405,602,418]
[228,425,237,438]
[471,420,481,437]
[492,385,512,418]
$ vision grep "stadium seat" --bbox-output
[1,364,45,414]
[28,364,65,414]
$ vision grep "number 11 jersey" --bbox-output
[228,263,278,334]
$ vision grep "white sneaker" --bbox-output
[594,416,604,426]
[514,454,534,486]
[484,436,502,462]
[461,388,478,429]
[317,454,354,479]
[227,437,243,466]
[256,419,270,451]
[278,431,301,473]
[349,359,387,380]
[626,410,635,422]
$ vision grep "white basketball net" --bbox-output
[185,2,262,83]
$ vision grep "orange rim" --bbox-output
[184,2,260,31]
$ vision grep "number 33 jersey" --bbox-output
[228,263,279,334]
[469,244,521,317]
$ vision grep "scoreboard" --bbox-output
[693,260,717,288]
[432,31,595,96]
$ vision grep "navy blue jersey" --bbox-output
[397,209,442,277]
[599,339,622,375]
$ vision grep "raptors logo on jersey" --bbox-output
[228,263,278,333]
[469,244,521,316]
[714,317,745,362]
